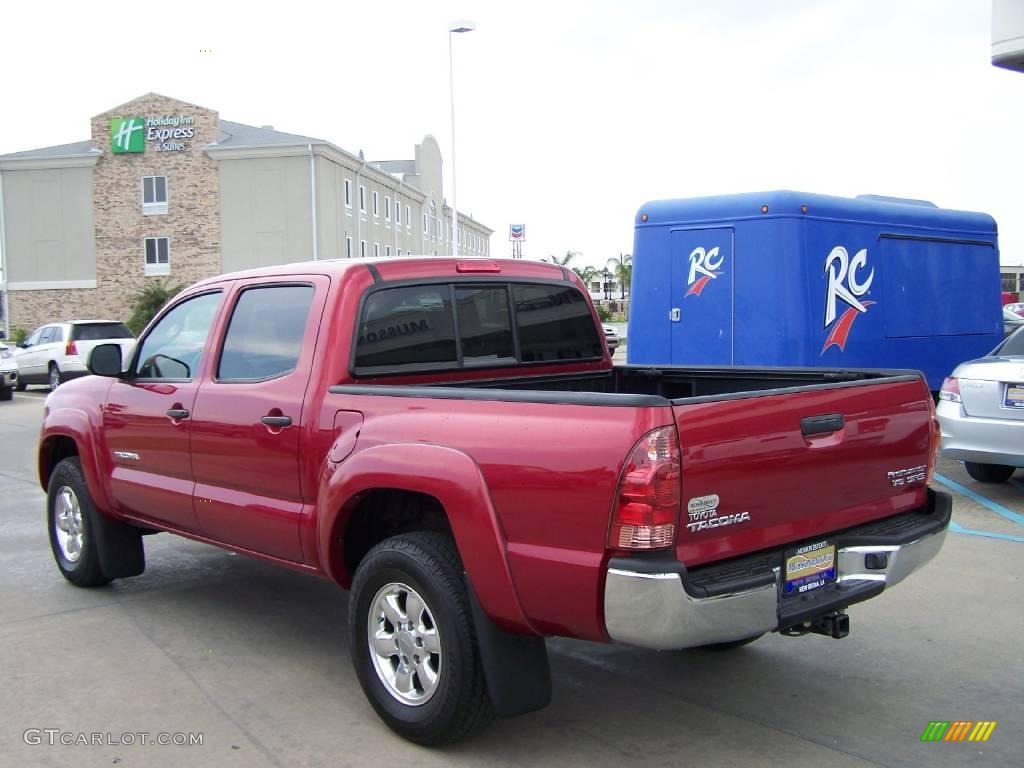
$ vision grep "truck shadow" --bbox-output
[109,541,1006,768]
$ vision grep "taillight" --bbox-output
[939,377,960,403]
[65,340,78,356]
[607,426,681,550]
[925,388,940,485]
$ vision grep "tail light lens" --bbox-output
[939,377,960,403]
[65,340,78,357]
[607,426,681,550]
[926,388,940,485]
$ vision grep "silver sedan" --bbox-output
[937,326,1024,483]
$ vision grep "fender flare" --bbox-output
[39,408,115,515]
[318,442,536,635]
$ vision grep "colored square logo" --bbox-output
[110,117,145,153]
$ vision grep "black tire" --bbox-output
[964,462,1015,484]
[47,457,112,587]
[700,634,764,651]
[15,379,26,391]
[349,532,494,745]
[49,363,62,391]
[0,386,12,401]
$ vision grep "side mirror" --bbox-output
[17,341,28,349]
[88,344,123,377]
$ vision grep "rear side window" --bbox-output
[513,284,604,362]
[71,323,133,341]
[354,286,457,370]
[353,281,602,374]
[219,285,314,380]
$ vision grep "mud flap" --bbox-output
[465,576,551,718]
[92,508,146,579]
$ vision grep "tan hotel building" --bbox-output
[0,92,493,335]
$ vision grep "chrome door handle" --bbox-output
[166,408,190,419]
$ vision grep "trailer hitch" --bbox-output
[781,611,850,639]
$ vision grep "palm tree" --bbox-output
[544,250,580,267]
[607,253,632,299]
[572,264,598,287]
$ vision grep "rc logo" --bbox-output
[686,246,724,297]
[110,117,145,154]
[821,246,874,354]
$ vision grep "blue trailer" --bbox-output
[627,191,1002,390]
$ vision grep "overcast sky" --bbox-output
[2,0,1021,268]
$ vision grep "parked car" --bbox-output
[0,342,17,400]
[1004,302,1024,317]
[39,257,948,745]
[937,325,1024,483]
[14,320,135,391]
[602,323,620,351]
[1004,306,1024,336]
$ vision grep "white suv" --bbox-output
[14,320,135,391]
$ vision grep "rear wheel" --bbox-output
[49,363,62,391]
[15,379,26,392]
[964,462,1015,484]
[349,532,494,745]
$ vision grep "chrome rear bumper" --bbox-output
[603,491,951,650]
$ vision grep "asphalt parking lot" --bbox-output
[0,388,1020,768]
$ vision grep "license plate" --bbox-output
[784,541,837,596]
[1005,383,1024,409]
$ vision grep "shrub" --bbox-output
[595,302,611,322]
[126,278,184,335]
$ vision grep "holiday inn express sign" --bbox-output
[110,115,195,154]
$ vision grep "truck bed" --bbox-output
[336,365,921,404]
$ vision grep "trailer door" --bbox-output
[670,228,734,365]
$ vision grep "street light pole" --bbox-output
[448,20,476,258]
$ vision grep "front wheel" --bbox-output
[0,386,12,401]
[964,462,1015,484]
[348,532,494,745]
[47,458,111,587]
[49,363,62,391]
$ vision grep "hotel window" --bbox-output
[423,210,428,236]
[142,176,168,215]
[346,236,353,258]
[394,199,401,225]
[385,196,391,222]
[360,240,367,258]
[359,185,366,213]
[385,245,391,257]
[373,190,379,217]
[344,179,352,209]
[374,242,380,258]
[406,205,411,229]
[144,237,170,275]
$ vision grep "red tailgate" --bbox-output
[672,378,933,567]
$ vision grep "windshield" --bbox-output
[995,326,1024,356]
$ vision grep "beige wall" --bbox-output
[220,155,313,272]
[2,166,95,284]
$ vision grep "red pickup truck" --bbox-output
[38,257,950,745]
